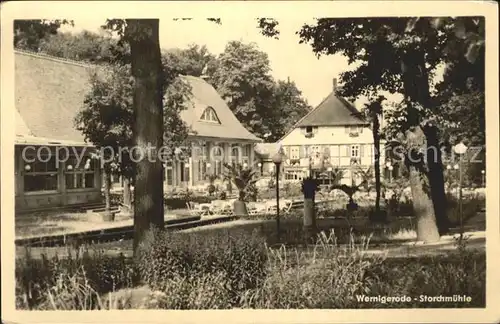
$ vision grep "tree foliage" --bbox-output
[75,59,192,179]
[210,40,310,140]
[14,19,73,51]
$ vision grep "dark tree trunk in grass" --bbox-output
[302,178,317,242]
[126,19,165,252]
[368,102,383,222]
[102,164,114,221]
[122,176,132,213]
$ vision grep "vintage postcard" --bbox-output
[1,1,499,323]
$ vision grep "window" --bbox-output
[24,155,59,192]
[65,156,96,190]
[305,126,313,134]
[165,161,173,186]
[351,145,360,158]
[290,146,300,160]
[231,144,240,164]
[197,142,208,181]
[200,107,220,123]
[330,145,340,157]
[241,144,250,165]
[213,146,223,176]
[285,170,305,181]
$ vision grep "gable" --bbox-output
[179,75,261,142]
[295,92,367,128]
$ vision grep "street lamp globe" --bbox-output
[257,162,262,167]
[24,164,31,171]
[453,164,459,170]
[272,147,284,165]
[453,142,468,155]
[206,162,211,168]
[388,165,394,171]
[243,162,248,168]
[385,161,392,168]
[481,170,485,174]
[446,164,452,170]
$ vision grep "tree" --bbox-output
[210,41,276,138]
[292,17,485,242]
[162,44,217,77]
[76,64,134,219]
[14,19,73,51]
[37,30,121,64]
[266,79,311,142]
[362,95,385,222]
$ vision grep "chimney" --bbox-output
[332,78,338,92]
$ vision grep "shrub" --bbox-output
[15,247,137,310]
[362,251,486,308]
[135,226,268,306]
[240,231,383,308]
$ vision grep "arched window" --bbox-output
[200,107,220,123]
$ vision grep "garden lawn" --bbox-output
[15,209,193,239]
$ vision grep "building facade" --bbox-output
[277,79,388,186]
[162,75,261,190]
[14,50,261,211]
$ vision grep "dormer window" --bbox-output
[200,107,220,123]
[306,126,313,134]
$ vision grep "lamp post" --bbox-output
[327,166,333,186]
[481,169,485,188]
[453,142,468,237]
[272,147,285,242]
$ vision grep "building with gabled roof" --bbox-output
[14,50,261,211]
[273,78,387,186]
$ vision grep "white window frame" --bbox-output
[351,145,360,158]
[213,146,223,176]
[290,146,300,160]
[65,156,96,190]
[200,107,220,123]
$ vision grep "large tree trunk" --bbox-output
[423,125,450,235]
[405,127,440,242]
[400,50,449,242]
[126,19,165,253]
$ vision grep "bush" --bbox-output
[135,226,268,306]
[15,247,137,310]
[240,231,383,308]
[362,251,486,308]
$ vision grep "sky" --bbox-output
[61,17,406,108]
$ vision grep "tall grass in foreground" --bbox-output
[16,228,485,310]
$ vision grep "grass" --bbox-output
[15,210,193,239]
[16,222,486,310]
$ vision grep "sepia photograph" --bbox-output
[1,1,499,323]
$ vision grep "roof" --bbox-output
[179,75,261,142]
[15,50,95,143]
[15,135,93,147]
[294,91,367,128]
[14,50,260,145]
